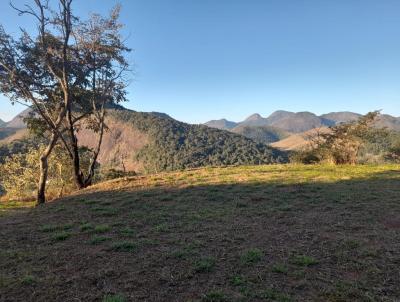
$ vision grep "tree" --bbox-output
[63,6,129,188]
[0,0,129,204]
[292,111,382,164]
[0,0,74,204]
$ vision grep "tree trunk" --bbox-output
[36,133,58,205]
[84,112,105,187]
[67,111,85,189]
[37,155,48,205]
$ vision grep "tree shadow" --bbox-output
[1,168,400,301]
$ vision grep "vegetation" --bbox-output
[291,112,400,164]
[0,145,90,200]
[1,164,400,301]
[0,0,129,204]
[231,125,290,144]
[112,110,287,172]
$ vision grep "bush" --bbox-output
[291,112,400,165]
[0,145,91,201]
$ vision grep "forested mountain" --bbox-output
[231,125,290,144]
[0,108,287,172]
[204,119,237,130]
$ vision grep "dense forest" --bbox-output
[110,109,287,172]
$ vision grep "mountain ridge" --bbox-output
[205,110,400,132]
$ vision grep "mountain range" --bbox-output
[204,110,400,148]
[204,111,365,132]
[1,107,400,168]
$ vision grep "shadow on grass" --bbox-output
[0,169,400,301]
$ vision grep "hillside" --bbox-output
[375,114,400,131]
[0,108,287,171]
[267,111,334,133]
[3,108,31,129]
[231,125,290,144]
[271,127,331,151]
[0,118,5,127]
[1,164,400,301]
[320,111,361,124]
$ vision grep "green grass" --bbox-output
[94,224,111,233]
[229,275,246,286]
[272,263,289,274]
[89,235,110,245]
[102,294,126,302]
[240,248,263,265]
[202,290,228,302]
[194,257,216,273]
[51,231,71,241]
[20,275,37,285]
[80,223,93,231]
[39,223,72,233]
[1,164,400,301]
[289,255,319,267]
[119,227,135,237]
[110,241,138,252]
[258,288,292,302]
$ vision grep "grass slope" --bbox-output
[1,164,400,301]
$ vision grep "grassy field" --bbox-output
[1,164,400,301]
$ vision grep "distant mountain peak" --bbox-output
[245,113,263,121]
[269,110,293,115]
[204,118,237,130]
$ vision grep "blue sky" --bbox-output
[1,0,400,123]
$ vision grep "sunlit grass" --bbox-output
[2,164,399,212]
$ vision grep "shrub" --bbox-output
[0,145,91,201]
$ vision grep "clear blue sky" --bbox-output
[1,0,400,123]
